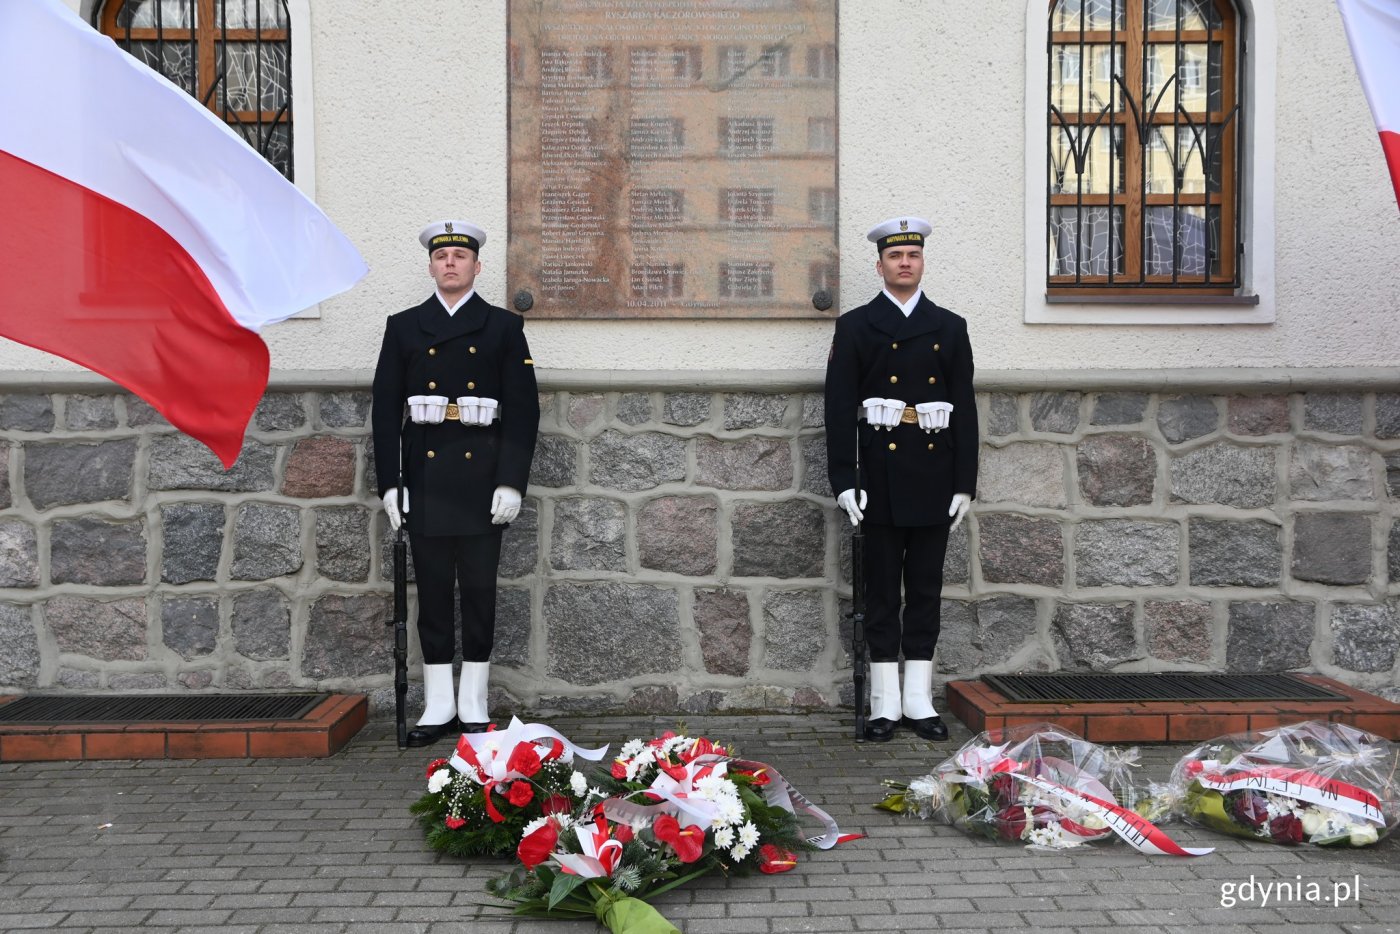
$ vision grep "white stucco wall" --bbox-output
[12,0,1400,376]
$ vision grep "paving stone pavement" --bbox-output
[2,713,1397,934]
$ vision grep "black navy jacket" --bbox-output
[824,292,978,527]
[371,293,540,537]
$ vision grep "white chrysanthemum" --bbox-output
[427,769,452,794]
[621,739,646,759]
[570,771,588,797]
[694,774,730,799]
[521,816,550,837]
[714,796,744,826]
[661,735,691,756]
[1027,825,1076,849]
[713,825,735,848]
[737,822,759,849]
[591,786,606,799]
[729,843,751,861]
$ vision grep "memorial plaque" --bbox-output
[508,0,838,318]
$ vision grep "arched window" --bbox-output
[98,0,293,180]
[1047,0,1242,295]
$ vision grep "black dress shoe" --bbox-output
[460,721,490,734]
[903,716,949,742]
[864,717,898,742]
[405,717,460,747]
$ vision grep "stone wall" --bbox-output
[2,377,1399,712]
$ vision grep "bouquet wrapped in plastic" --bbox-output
[488,730,854,934]
[411,717,610,858]
[1170,720,1400,847]
[879,722,1209,856]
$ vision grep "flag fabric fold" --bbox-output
[1337,0,1400,211]
[0,0,367,465]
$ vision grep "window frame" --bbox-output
[1024,0,1275,324]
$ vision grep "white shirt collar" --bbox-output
[436,289,475,316]
[882,288,922,317]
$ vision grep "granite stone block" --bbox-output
[1384,452,1400,500]
[1157,395,1219,443]
[1144,600,1213,663]
[498,497,539,579]
[731,500,825,578]
[801,394,825,428]
[1228,395,1290,436]
[0,444,8,509]
[724,393,789,430]
[1304,393,1364,435]
[530,434,579,488]
[937,595,1036,673]
[161,595,219,660]
[616,393,653,426]
[282,437,356,498]
[24,439,136,510]
[695,435,793,491]
[0,394,54,431]
[943,520,969,585]
[1292,513,1371,585]
[160,503,225,584]
[694,588,751,676]
[663,392,711,427]
[45,596,148,661]
[314,506,371,582]
[1090,393,1149,426]
[1391,520,1400,585]
[1289,443,1374,501]
[1052,602,1139,670]
[1226,602,1314,671]
[1075,519,1178,587]
[1376,393,1400,440]
[1188,518,1282,587]
[761,590,825,672]
[50,516,146,585]
[0,518,39,588]
[567,393,605,431]
[978,443,1067,507]
[799,434,832,497]
[493,587,532,669]
[979,514,1063,586]
[550,497,626,572]
[319,391,372,429]
[230,503,303,580]
[0,602,39,688]
[589,430,686,492]
[149,434,277,492]
[1030,392,1081,434]
[986,393,1019,436]
[232,589,291,661]
[124,395,169,428]
[637,495,718,576]
[1077,435,1155,506]
[253,392,307,431]
[64,395,117,430]
[1169,442,1276,508]
[544,582,681,684]
[1329,603,1400,673]
[303,594,393,678]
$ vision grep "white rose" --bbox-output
[1349,824,1379,846]
[427,769,452,794]
[1300,809,1328,837]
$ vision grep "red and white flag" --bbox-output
[1337,0,1400,210]
[0,0,366,466]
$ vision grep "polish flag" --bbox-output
[1337,0,1400,210]
[0,0,366,466]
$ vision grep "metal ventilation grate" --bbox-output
[0,694,328,724]
[981,673,1348,704]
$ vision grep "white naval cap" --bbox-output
[866,216,932,253]
[419,220,486,254]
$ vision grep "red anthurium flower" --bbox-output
[681,737,715,762]
[736,768,771,787]
[518,822,559,870]
[444,815,466,830]
[507,781,534,807]
[653,813,704,863]
[542,794,572,815]
[757,844,797,874]
[611,759,628,779]
[425,758,448,779]
[506,742,542,779]
[658,760,688,781]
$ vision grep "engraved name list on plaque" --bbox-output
[508,0,838,318]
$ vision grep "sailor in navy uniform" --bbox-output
[372,220,540,747]
[824,216,978,742]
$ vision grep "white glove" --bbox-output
[862,397,890,429]
[916,401,953,433]
[382,488,409,532]
[491,485,522,525]
[456,396,500,427]
[949,493,971,531]
[836,488,867,526]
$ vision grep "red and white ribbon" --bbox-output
[1196,765,1386,826]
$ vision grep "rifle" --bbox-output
[849,438,867,744]
[387,463,409,748]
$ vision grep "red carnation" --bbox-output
[444,815,466,830]
[613,824,634,844]
[989,774,1019,809]
[994,806,1029,842]
[425,758,448,779]
[517,822,559,870]
[757,844,798,874]
[507,781,534,807]
[1228,791,1269,829]
[506,742,542,779]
